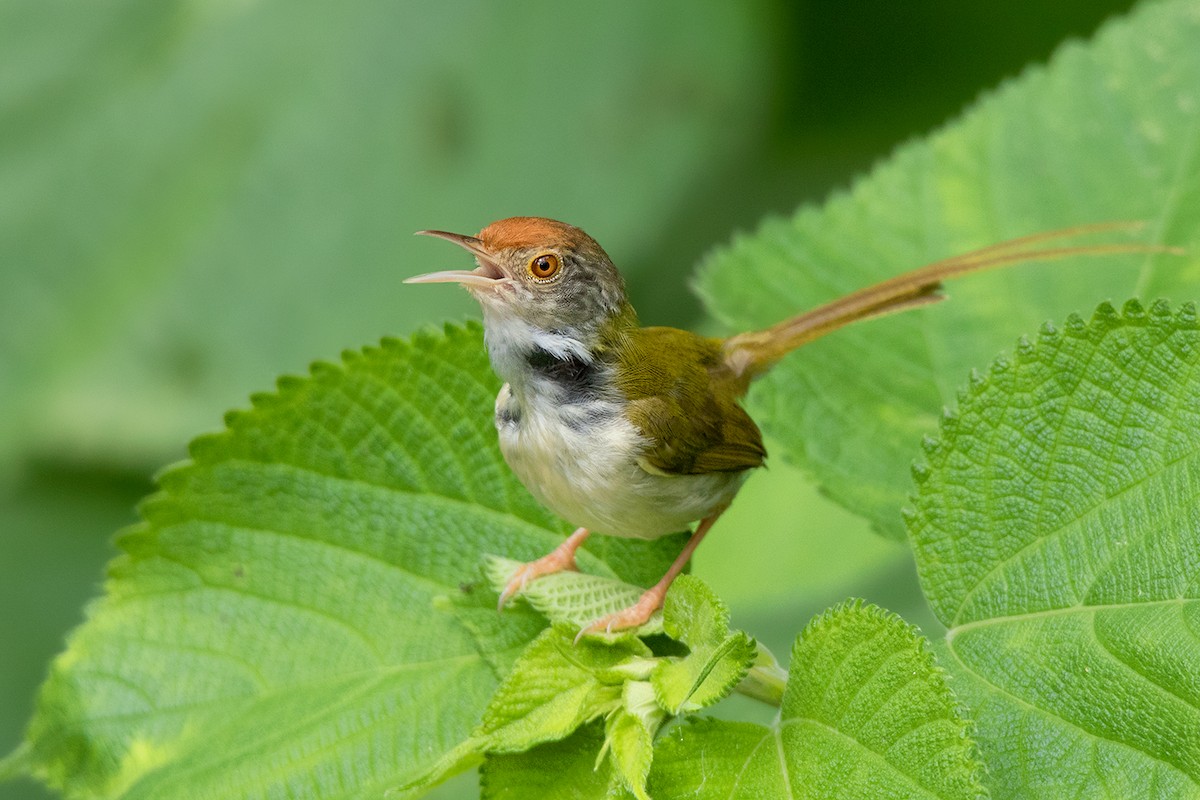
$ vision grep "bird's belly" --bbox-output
[495,385,746,539]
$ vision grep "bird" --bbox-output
[406,216,1172,638]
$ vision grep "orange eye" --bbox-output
[528,253,561,281]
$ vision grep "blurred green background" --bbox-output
[1,1,1137,797]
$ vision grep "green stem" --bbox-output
[733,643,786,707]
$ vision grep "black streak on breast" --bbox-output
[526,347,601,402]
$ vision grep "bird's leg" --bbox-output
[498,527,591,609]
[575,505,728,642]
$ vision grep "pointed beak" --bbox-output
[406,230,509,289]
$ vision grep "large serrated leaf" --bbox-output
[11,324,679,799]
[910,300,1200,798]
[648,601,986,800]
[697,0,1200,538]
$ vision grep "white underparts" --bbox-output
[493,382,745,541]
[482,309,746,539]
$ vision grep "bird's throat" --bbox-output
[482,311,591,388]
[481,302,634,388]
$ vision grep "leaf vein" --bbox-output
[945,632,1200,788]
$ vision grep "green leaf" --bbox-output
[440,589,549,680]
[472,643,665,800]
[648,601,986,800]
[650,719,787,798]
[909,301,1200,798]
[652,575,756,713]
[476,629,648,755]
[603,682,662,800]
[480,723,615,800]
[697,0,1200,538]
[0,463,144,789]
[0,0,770,473]
[13,324,678,799]
[485,556,667,638]
[466,577,754,799]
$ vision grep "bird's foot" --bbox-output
[498,527,590,610]
[572,506,728,644]
[574,588,664,644]
[497,555,575,609]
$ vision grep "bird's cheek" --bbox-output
[469,281,511,302]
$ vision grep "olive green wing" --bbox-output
[613,327,766,476]
[628,394,766,475]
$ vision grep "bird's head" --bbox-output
[407,217,631,334]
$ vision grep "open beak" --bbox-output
[406,230,508,289]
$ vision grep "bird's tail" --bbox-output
[722,221,1183,381]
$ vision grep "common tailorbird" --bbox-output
[407,217,1173,637]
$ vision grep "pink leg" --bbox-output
[498,527,591,610]
[575,507,727,642]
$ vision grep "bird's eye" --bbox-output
[528,253,561,281]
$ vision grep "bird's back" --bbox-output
[612,326,766,476]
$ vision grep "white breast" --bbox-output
[494,382,745,539]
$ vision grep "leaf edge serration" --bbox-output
[115,321,491,559]
[17,321,498,796]
[789,598,990,800]
[905,299,1200,626]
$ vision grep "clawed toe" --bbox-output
[497,568,533,610]
[496,529,591,611]
[573,592,662,644]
